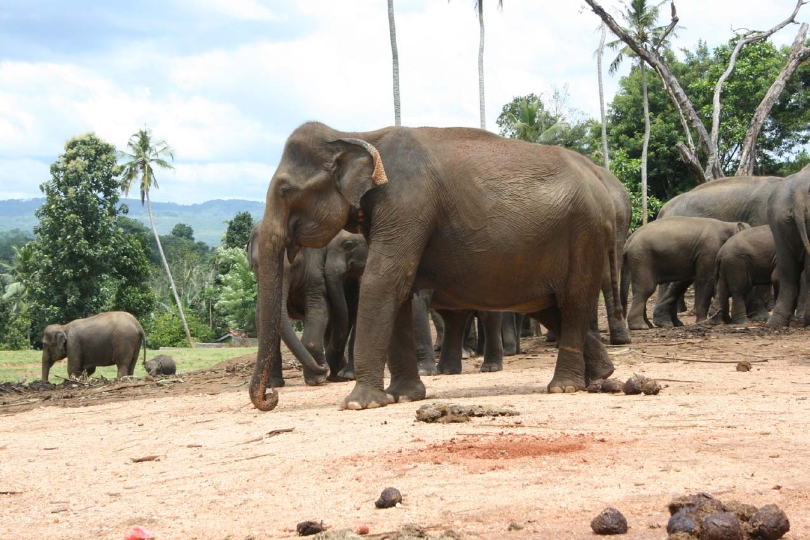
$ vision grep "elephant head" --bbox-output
[41,324,68,382]
[250,122,389,411]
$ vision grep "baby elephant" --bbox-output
[144,355,176,376]
[713,225,778,325]
[622,216,750,330]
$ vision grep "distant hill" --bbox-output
[0,198,265,247]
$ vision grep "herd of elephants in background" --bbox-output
[42,122,810,414]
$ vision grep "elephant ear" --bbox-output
[329,138,388,207]
[735,222,751,232]
[55,330,67,356]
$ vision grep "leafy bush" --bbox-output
[146,309,213,348]
[611,149,663,230]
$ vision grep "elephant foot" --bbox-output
[585,346,615,384]
[267,377,286,388]
[342,383,394,410]
[544,330,558,343]
[547,375,586,394]
[749,309,769,323]
[327,373,352,382]
[608,326,631,345]
[385,378,426,404]
[336,366,356,381]
[436,361,462,375]
[480,361,503,373]
[766,312,790,327]
[628,320,649,331]
[503,349,517,357]
[304,372,327,386]
[652,316,673,328]
[417,360,438,377]
[731,316,750,325]
[461,348,474,359]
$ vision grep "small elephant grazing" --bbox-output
[41,311,146,382]
[622,217,750,330]
[713,225,778,325]
[144,355,177,376]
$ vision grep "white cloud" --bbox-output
[0,158,50,199]
[183,0,280,21]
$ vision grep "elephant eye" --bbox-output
[344,240,356,249]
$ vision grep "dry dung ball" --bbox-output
[587,380,603,393]
[375,487,402,509]
[601,378,624,393]
[723,501,758,523]
[736,361,752,372]
[667,509,699,536]
[590,507,628,535]
[297,520,326,536]
[700,512,743,540]
[642,378,661,395]
[749,504,790,540]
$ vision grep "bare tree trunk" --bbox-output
[641,61,650,225]
[147,192,194,348]
[388,0,401,126]
[477,0,486,130]
[737,22,810,176]
[597,22,610,170]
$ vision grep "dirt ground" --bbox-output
[2,320,810,540]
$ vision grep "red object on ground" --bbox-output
[124,525,155,540]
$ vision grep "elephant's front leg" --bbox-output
[343,272,416,410]
[385,296,427,403]
[435,310,470,375]
[301,299,329,386]
[480,311,504,372]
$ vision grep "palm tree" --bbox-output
[119,128,194,348]
[467,0,503,130]
[606,0,671,224]
[388,0,401,126]
[596,22,610,170]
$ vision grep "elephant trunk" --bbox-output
[41,351,51,383]
[279,265,328,374]
[325,250,350,358]
[250,231,284,411]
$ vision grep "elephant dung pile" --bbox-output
[666,492,789,540]
[415,403,520,423]
[587,375,661,395]
[305,523,461,539]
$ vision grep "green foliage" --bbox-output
[27,133,124,338]
[496,87,602,159]
[213,246,257,334]
[104,223,156,320]
[223,211,254,250]
[611,149,663,229]
[171,223,194,240]
[0,297,30,350]
[147,309,213,348]
[0,229,35,265]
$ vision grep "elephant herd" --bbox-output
[248,123,810,413]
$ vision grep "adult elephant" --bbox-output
[249,122,621,411]
[653,175,782,325]
[766,168,810,327]
[41,311,146,382]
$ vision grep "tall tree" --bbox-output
[606,0,671,225]
[119,128,194,348]
[27,133,124,340]
[224,211,254,250]
[388,0,401,126]
[597,22,611,170]
[466,0,503,130]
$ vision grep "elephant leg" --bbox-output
[300,304,329,386]
[67,354,82,379]
[602,264,631,345]
[474,313,485,355]
[711,275,732,325]
[692,275,715,323]
[520,315,534,337]
[412,291,438,376]
[430,308,444,351]
[436,310,469,375]
[480,311,504,372]
[768,244,802,327]
[337,285,360,381]
[659,280,691,327]
[85,366,96,378]
[514,313,524,354]
[533,305,590,393]
[384,297,426,404]
[627,272,656,330]
[462,312,476,358]
[746,285,771,322]
[731,288,750,324]
[501,312,518,357]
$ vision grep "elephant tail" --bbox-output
[793,184,810,260]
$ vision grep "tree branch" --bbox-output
[736,22,810,176]
[710,0,806,177]
[676,142,707,184]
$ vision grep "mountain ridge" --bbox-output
[0,198,266,247]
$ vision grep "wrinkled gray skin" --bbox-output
[144,354,177,376]
[712,225,778,325]
[41,311,146,382]
[654,175,781,326]
[622,217,750,330]
[766,168,810,327]
[250,122,622,411]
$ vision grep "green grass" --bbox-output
[0,347,257,384]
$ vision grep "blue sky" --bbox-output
[0,0,805,203]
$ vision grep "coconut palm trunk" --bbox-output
[388,0,401,126]
[597,22,610,170]
[477,0,486,130]
[146,191,194,347]
[641,60,650,225]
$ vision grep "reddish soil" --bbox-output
[2,320,810,539]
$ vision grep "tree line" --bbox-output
[0,132,258,351]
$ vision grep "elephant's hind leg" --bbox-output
[480,311,504,372]
[627,273,655,331]
[436,310,468,375]
[384,298,426,404]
